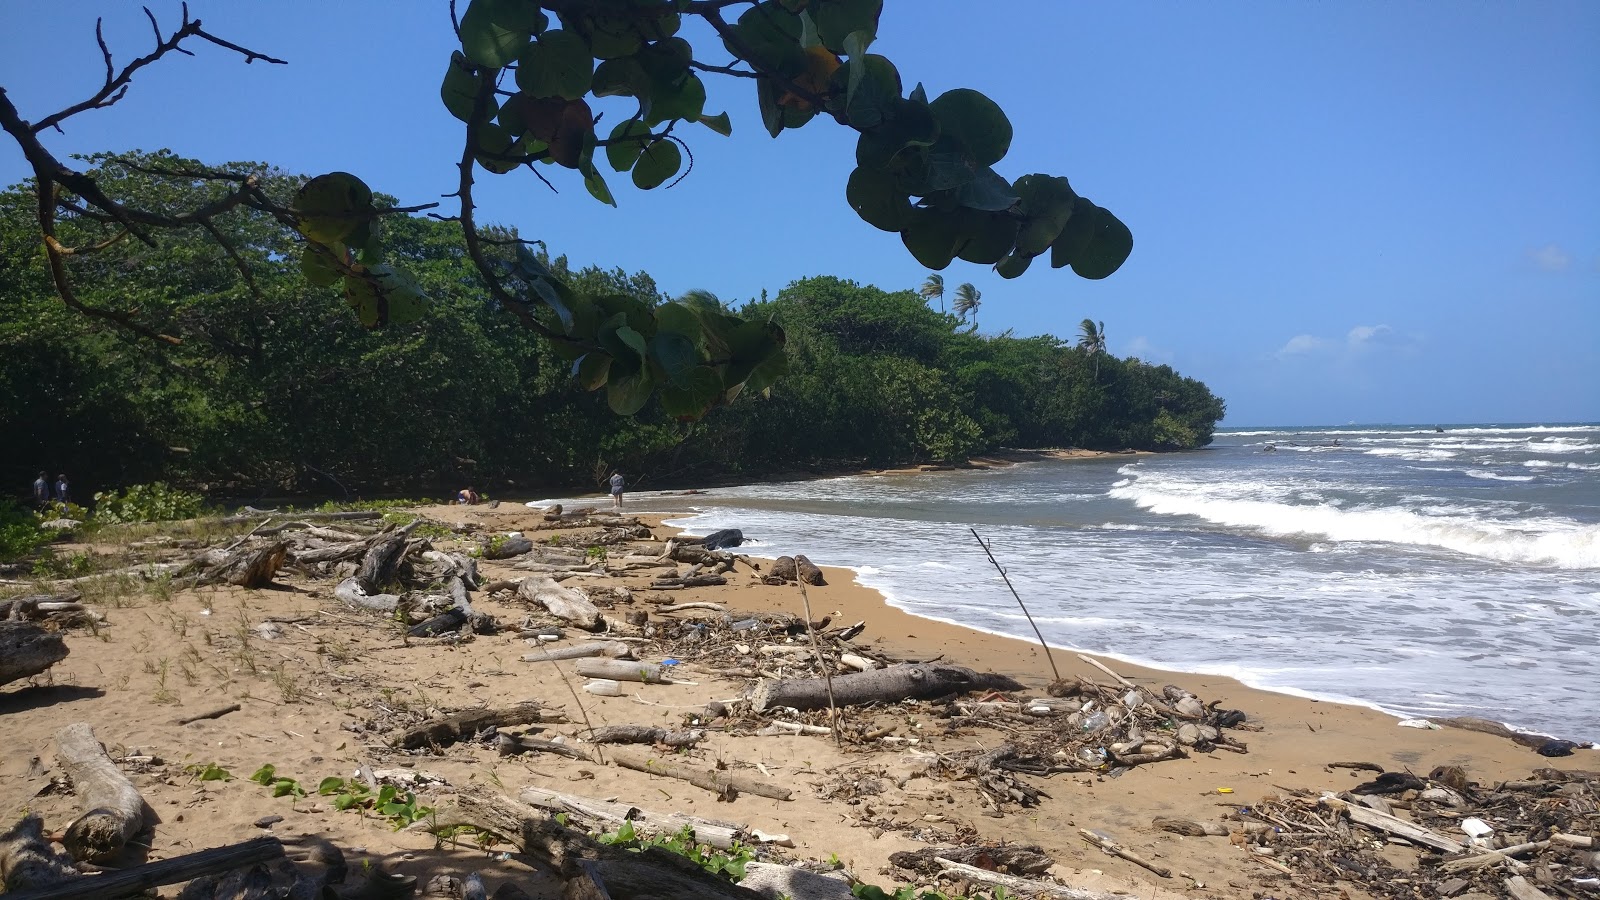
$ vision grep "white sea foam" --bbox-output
[1364,447,1458,461]
[1466,471,1536,482]
[1109,473,1600,568]
[1525,460,1600,471]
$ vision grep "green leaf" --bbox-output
[606,371,655,415]
[698,111,732,136]
[952,166,1019,211]
[846,166,912,232]
[249,765,276,786]
[473,121,520,174]
[333,794,360,811]
[1049,196,1097,268]
[459,0,533,68]
[649,330,700,379]
[928,88,1012,168]
[660,366,724,419]
[842,54,899,129]
[1013,174,1077,257]
[812,0,882,53]
[605,121,653,172]
[515,30,593,100]
[632,140,682,190]
[294,172,373,245]
[645,72,706,126]
[954,209,1019,265]
[485,0,546,32]
[899,207,964,270]
[441,51,493,123]
[582,163,617,206]
[994,252,1032,279]
[854,98,938,169]
[317,777,346,795]
[301,244,344,287]
[576,352,612,390]
[727,2,807,76]
[1069,206,1134,280]
[592,57,648,98]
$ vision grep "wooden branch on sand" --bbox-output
[518,577,602,630]
[607,748,792,801]
[0,815,77,892]
[934,858,1139,900]
[588,725,704,747]
[0,621,69,687]
[1,836,284,900]
[1077,829,1171,878]
[446,791,764,899]
[391,702,547,750]
[55,723,149,862]
[1319,794,1465,853]
[516,786,745,850]
[751,663,1025,713]
[191,541,288,589]
[522,641,633,663]
[573,658,670,684]
[173,703,241,726]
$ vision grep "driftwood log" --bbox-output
[496,734,593,760]
[449,791,764,900]
[0,621,69,687]
[677,529,744,551]
[588,725,704,747]
[767,555,825,585]
[648,574,727,590]
[192,541,288,589]
[518,577,602,630]
[0,815,77,892]
[2,836,285,900]
[607,748,792,801]
[392,702,548,750]
[934,858,1137,900]
[891,844,1055,877]
[483,535,535,560]
[572,658,669,684]
[751,663,1026,713]
[355,524,417,591]
[522,641,633,663]
[55,723,149,862]
[517,786,745,850]
[0,591,84,620]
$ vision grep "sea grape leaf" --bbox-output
[606,120,654,172]
[928,88,1012,168]
[632,139,682,189]
[459,0,533,68]
[294,172,372,245]
[1070,205,1134,279]
[515,30,594,100]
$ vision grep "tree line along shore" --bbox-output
[1,154,1225,506]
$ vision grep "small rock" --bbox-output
[253,815,283,829]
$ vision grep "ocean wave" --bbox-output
[1524,460,1600,471]
[1109,475,1600,568]
[1222,424,1600,438]
[1466,471,1537,482]
[1365,447,1458,461]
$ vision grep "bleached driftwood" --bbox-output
[518,577,602,630]
[391,702,547,750]
[522,641,633,663]
[516,786,746,850]
[1320,795,1465,853]
[587,725,704,747]
[2,836,286,900]
[573,658,669,684]
[55,723,149,862]
[934,858,1138,900]
[0,815,77,892]
[333,576,399,613]
[1078,829,1170,878]
[751,663,1025,713]
[607,748,791,801]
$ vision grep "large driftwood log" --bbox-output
[333,577,399,613]
[0,621,69,687]
[890,844,1054,877]
[355,525,417,591]
[518,577,602,630]
[516,787,745,850]
[2,837,285,900]
[392,702,547,750]
[606,748,792,801]
[0,591,83,620]
[55,723,149,862]
[196,541,288,589]
[1320,795,1464,853]
[223,508,379,525]
[572,659,669,684]
[0,815,77,892]
[448,791,763,900]
[588,725,704,747]
[522,642,633,663]
[678,528,744,551]
[648,574,727,590]
[751,663,1026,713]
[794,555,825,585]
[483,535,535,560]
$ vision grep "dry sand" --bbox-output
[0,501,1580,900]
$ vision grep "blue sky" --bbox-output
[2,2,1596,426]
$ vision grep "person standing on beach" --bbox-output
[609,471,624,512]
[54,474,69,505]
[32,471,50,508]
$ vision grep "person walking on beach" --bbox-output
[32,471,50,509]
[54,473,69,506]
[609,471,624,512]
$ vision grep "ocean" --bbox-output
[572,424,1600,742]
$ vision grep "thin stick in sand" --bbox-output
[971,528,1062,682]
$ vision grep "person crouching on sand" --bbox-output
[609,471,624,512]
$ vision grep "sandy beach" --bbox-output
[0,500,1589,900]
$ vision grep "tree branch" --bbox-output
[30,5,286,135]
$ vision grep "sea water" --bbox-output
[575,425,1600,741]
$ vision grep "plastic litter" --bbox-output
[583,679,622,697]
[1396,718,1441,729]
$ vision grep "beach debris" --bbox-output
[390,701,548,750]
[0,621,69,688]
[54,723,149,862]
[517,784,747,850]
[751,663,1025,713]
[1430,716,1597,757]
[0,814,77,893]
[0,833,286,900]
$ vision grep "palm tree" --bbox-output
[1077,318,1107,379]
[918,273,945,313]
[952,283,981,330]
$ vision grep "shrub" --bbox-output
[0,498,50,562]
[93,482,206,524]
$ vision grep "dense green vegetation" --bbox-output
[1,155,1222,502]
